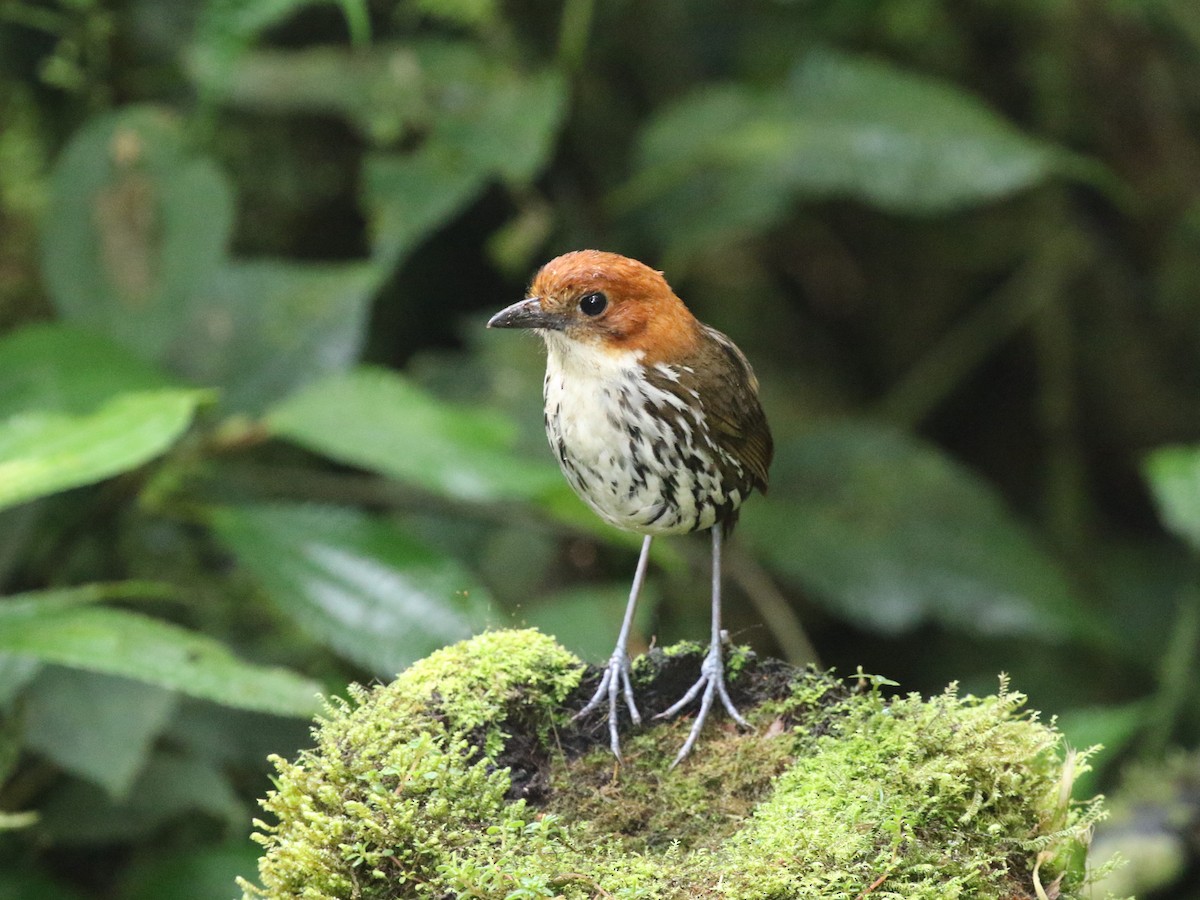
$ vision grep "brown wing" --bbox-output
[688,325,773,494]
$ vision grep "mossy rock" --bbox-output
[241,629,1109,899]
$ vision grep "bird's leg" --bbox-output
[575,534,652,761]
[657,526,749,767]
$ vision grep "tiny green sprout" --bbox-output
[854,665,901,689]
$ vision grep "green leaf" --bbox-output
[0,654,40,708]
[410,0,497,28]
[0,869,84,900]
[1144,444,1200,551]
[518,583,657,663]
[163,700,310,768]
[199,40,567,266]
[414,43,566,186]
[360,42,566,264]
[24,668,176,799]
[195,0,372,68]
[1056,700,1149,797]
[266,366,564,503]
[623,83,790,246]
[0,589,320,717]
[39,107,378,408]
[363,147,489,267]
[209,503,492,675]
[40,106,235,363]
[122,843,264,900]
[779,48,1065,211]
[0,323,206,512]
[626,48,1083,252]
[199,0,363,46]
[189,44,425,143]
[36,751,245,845]
[2,582,170,609]
[437,66,567,185]
[0,323,178,418]
[0,389,205,512]
[175,260,380,414]
[740,422,1093,641]
[0,811,39,832]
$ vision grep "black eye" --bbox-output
[579,292,608,316]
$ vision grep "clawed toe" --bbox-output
[657,643,750,767]
[575,653,642,761]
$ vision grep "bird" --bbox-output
[487,250,773,766]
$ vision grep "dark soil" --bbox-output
[497,645,850,804]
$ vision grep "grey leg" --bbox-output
[658,527,748,767]
[575,534,652,761]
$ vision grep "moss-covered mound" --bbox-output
[241,629,1107,899]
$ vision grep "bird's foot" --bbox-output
[574,649,642,762]
[656,634,749,768]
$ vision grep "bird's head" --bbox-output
[487,250,700,364]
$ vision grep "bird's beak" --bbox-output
[487,297,564,331]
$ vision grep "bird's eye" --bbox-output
[579,292,608,317]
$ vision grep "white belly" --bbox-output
[541,338,743,535]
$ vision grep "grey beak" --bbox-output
[487,297,563,331]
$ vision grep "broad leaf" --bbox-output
[0,870,84,900]
[0,588,320,717]
[1144,444,1200,551]
[739,422,1093,641]
[1056,700,1148,797]
[621,85,794,253]
[0,325,205,511]
[197,0,370,50]
[363,147,488,267]
[189,44,423,143]
[24,669,176,799]
[210,503,492,675]
[362,42,565,264]
[518,583,658,663]
[40,108,375,412]
[163,700,310,768]
[432,64,566,185]
[122,843,264,900]
[174,260,380,414]
[0,324,178,416]
[191,40,565,267]
[0,390,205,512]
[0,654,39,708]
[779,48,1066,211]
[410,0,498,29]
[41,106,234,363]
[266,367,564,503]
[626,48,1082,253]
[36,752,245,845]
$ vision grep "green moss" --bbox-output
[715,680,1100,898]
[241,630,1109,900]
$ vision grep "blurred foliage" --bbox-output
[1,0,1200,897]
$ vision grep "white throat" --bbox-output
[541,331,643,382]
